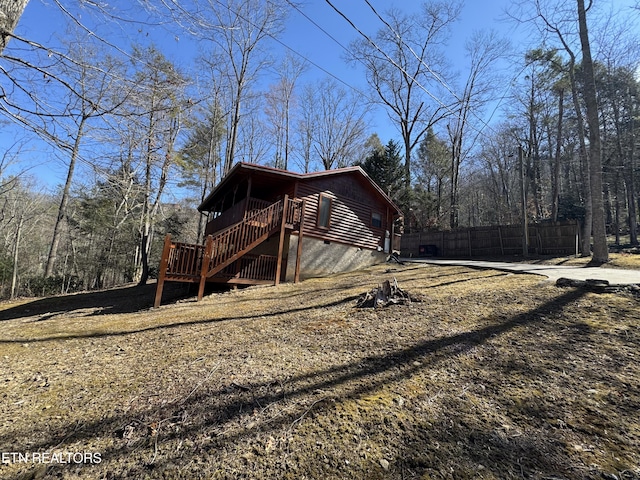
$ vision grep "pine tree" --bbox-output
[358,139,405,203]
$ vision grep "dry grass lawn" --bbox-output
[0,262,639,479]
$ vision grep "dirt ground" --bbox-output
[0,262,638,479]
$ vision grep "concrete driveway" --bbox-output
[402,258,640,285]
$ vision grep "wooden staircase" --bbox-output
[154,195,303,307]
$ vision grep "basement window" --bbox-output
[318,194,332,229]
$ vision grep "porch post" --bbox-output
[198,235,214,301]
[294,199,305,283]
[154,234,173,308]
[274,195,289,285]
[246,176,252,203]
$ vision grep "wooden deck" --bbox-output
[154,196,304,307]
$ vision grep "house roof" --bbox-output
[198,162,403,217]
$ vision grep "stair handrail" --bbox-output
[205,198,286,275]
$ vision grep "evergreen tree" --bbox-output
[357,139,405,203]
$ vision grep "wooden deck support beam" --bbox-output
[154,234,173,308]
[274,194,289,286]
[294,199,305,283]
[198,235,214,301]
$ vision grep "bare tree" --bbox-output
[447,30,509,228]
[200,0,288,175]
[416,128,450,227]
[302,78,370,171]
[346,1,461,188]
[294,83,316,173]
[44,45,127,277]
[128,46,189,285]
[595,6,640,246]
[0,175,48,298]
[477,125,522,225]
[264,54,306,170]
[513,0,593,256]
[236,92,271,164]
[577,0,607,263]
[181,99,226,242]
[0,142,24,200]
[509,0,621,261]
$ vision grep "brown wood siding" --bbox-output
[297,174,389,250]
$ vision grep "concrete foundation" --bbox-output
[285,235,387,282]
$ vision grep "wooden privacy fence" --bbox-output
[401,221,580,258]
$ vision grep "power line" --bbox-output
[324,0,459,123]
[361,0,504,140]
[208,0,368,99]
[363,0,463,103]
[283,0,351,55]
[326,0,509,166]
[360,0,543,156]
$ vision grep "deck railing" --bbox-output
[155,196,303,307]
[245,198,272,217]
[205,197,276,235]
[165,241,205,280]
[217,254,278,282]
[205,198,285,276]
[286,198,303,227]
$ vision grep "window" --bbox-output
[371,212,383,229]
[318,194,332,228]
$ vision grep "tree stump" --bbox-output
[356,278,419,308]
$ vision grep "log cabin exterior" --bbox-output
[154,162,403,307]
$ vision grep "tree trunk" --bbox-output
[403,131,412,193]
[527,75,542,220]
[577,0,608,264]
[10,211,24,298]
[625,115,638,245]
[579,150,593,257]
[136,106,156,286]
[448,126,461,230]
[626,150,638,245]
[564,52,591,256]
[0,0,29,53]
[552,88,564,222]
[614,174,621,246]
[45,115,87,277]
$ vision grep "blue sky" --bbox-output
[280,0,519,138]
[7,0,516,185]
[3,0,635,188]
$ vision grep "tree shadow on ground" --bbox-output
[0,269,505,344]
[0,282,196,322]
[0,294,363,344]
[1,289,591,479]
